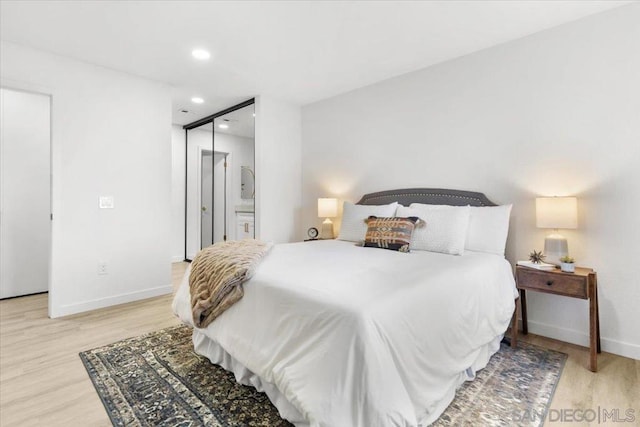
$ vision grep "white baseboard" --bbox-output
[51,284,173,318]
[172,255,185,263]
[523,319,640,361]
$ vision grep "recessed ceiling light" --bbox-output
[218,123,229,129]
[191,49,211,60]
[191,97,204,104]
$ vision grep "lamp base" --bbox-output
[544,233,568,266]
[321,218,334,240]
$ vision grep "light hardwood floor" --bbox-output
[0,262,637,426]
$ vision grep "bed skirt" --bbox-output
[192,327,503,427]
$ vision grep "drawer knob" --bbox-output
[546,280,554,286]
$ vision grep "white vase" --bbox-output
[561,262,575,273]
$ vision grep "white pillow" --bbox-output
[465,205,512,255]
[337,201,399,242]
[398,205,470,255]
[409,203,512,255]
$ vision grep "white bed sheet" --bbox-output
[173,240,517,427]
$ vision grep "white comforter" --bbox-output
[173,240,517,427]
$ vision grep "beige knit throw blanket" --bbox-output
[190,239,273,328]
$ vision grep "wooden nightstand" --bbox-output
[511,265,601,372]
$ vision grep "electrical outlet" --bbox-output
[98,262,108,275]
[99,196,114,209]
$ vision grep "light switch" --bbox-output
[99,196,114,209]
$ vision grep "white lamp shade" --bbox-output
[536,197,578,229]
[318,198,338,218]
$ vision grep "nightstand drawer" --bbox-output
[513,265,599,371]
[517,268,588,299]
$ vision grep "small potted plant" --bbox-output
[560,255,575,273]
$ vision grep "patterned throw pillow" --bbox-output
[364,216,421,252]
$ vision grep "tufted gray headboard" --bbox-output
[356,188,496,207]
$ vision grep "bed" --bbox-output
[172,188,518,427]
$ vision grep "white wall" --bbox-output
[301,5,640,359]
[255,95,302,243]
[1,41,173,317]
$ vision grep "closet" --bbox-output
[184,99,255,260]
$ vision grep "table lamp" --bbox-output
[536,197,578,265]
[318,198,338,239]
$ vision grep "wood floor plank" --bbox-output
[1,261,637,426]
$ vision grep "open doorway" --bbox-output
[0,87,51,300]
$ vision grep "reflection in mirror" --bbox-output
[185,100,255,259]
[186,121,213,258]
[241,166,255,199]
[214,103,255,241]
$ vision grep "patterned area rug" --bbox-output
[80,325,566,427]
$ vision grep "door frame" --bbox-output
[196,147,211,252]
[196,148,230,251]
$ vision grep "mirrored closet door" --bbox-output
[184,99,255,261]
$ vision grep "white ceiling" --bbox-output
[0,1,630,125]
